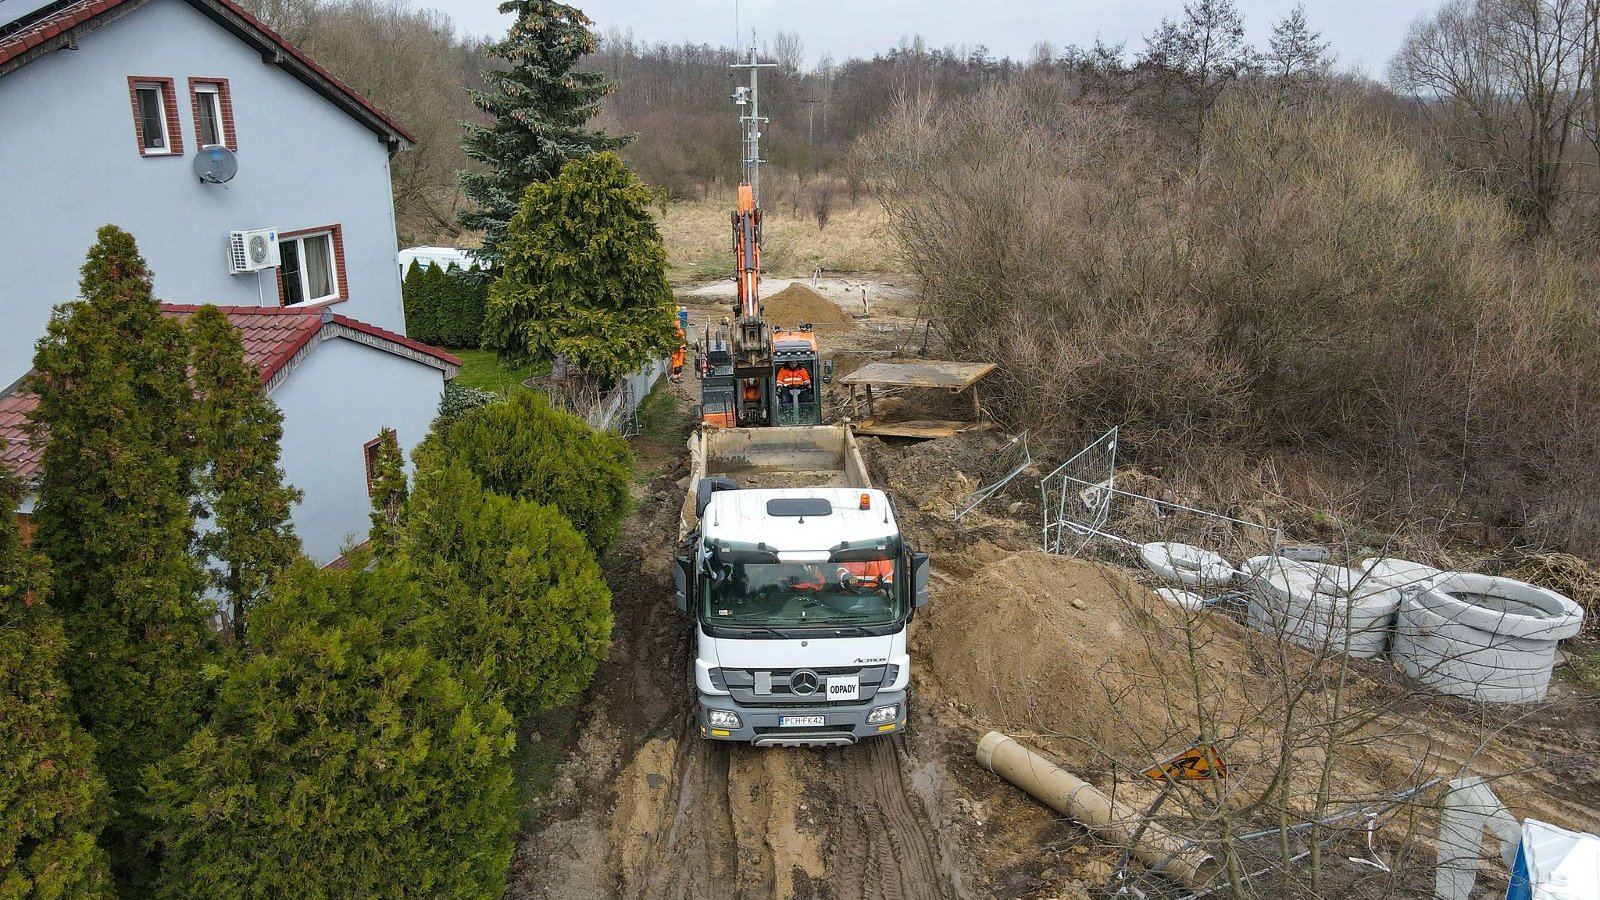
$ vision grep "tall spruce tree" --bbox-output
[367,427,408,559]
[189,305,302,646]
[28,225,213,891]
[460,0,629,264]
[0,456,113,900]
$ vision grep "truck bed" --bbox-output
[680,425,871,538]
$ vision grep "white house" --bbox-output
[1,305,458,564]
[0,0,458,564]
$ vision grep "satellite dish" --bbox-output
[194,145,238,184]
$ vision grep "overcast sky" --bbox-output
[426,1,1443,78]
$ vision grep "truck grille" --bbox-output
[719,666,887,705]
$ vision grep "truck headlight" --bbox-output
[866,704,899,724]
[707,709,741,729]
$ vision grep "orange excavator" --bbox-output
[695,47,826,428]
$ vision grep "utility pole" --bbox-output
[729,44,775,207]
[801,97,822,172]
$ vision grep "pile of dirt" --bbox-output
[914,553,1270,780]
[761,283,854,325]
[862,431,1040,551]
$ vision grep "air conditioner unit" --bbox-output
[228,228,281,274]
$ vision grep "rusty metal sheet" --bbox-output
[838,360,996,391]
[854,419,995,439]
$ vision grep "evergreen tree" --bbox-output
[0,457,113,900]
[189,305,303,646]
[367,427,408,558]
[402,259,432,340]
[483,152,677,382]
[28,226,213,891]
[423,391,631,553]
[145,563,516,900]
[460,0,630,264]
[404,456,612,716]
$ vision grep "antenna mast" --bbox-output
[730,43,775,207]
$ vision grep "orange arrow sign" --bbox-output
[1141,744,1229,781]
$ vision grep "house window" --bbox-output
[128,77,182,156]
[189,78,236,150]
[277,226,345,306]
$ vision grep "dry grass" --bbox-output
[654,188,895,280]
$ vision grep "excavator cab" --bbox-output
[770,327,823,426]
[697,327,738,428]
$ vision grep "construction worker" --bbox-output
[670,326,686,383]
[837,559,894,590]
[775,360,813,406]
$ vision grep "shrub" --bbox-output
[424,391,631,553]
[483,151,678,381]
[188,304,302,645]
[367,427,407,559]
[0,460,112,899]
[404,460,613,716]
[403,261,488,349]
[28,225,214,886]
[861,87,1600,552]
[438,382,501,423]
[145,563,516,900]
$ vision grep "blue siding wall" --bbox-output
[0,0,408,383]
[272,339,442,565]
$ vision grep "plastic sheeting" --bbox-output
[1508,820,1600,900]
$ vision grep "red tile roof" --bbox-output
[0,0,415,144]
[0,390,40,484]
[1,305,459,485]
[159,305,461,381]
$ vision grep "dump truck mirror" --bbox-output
[674,555,693,612]
[695,476,739,518]
[911,551,931,608]
[691,403,702,419]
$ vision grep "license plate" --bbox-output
[825,676,860,701]
[779,715,825,727]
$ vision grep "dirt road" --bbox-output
[506,370,994,899]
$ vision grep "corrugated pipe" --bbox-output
[976,731,1220,890]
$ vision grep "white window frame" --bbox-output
[134,82,173,155]
[195,83,224,147]
[278,230,340,306]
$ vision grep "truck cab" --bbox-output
[676,481,929,747]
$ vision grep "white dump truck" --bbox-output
[674,425,930,747]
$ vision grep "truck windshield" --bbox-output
[702,558,902,628]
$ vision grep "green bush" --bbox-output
[438,382,501,423]
[145,563,516,900]
[484,151,678,381]
[29,225,214,887]
[424,391,631,553]
[0,460,112,900]
[403,261,488,349]
[404,460,612,717]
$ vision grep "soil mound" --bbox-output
[915,552,1269,776]
[762,283,854,326]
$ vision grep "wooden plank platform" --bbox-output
[854,419,995,439]
[838,360,996,392]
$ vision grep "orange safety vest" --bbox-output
[837,559,894,587]
[776,365,812,388]
[790,566,826,591]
